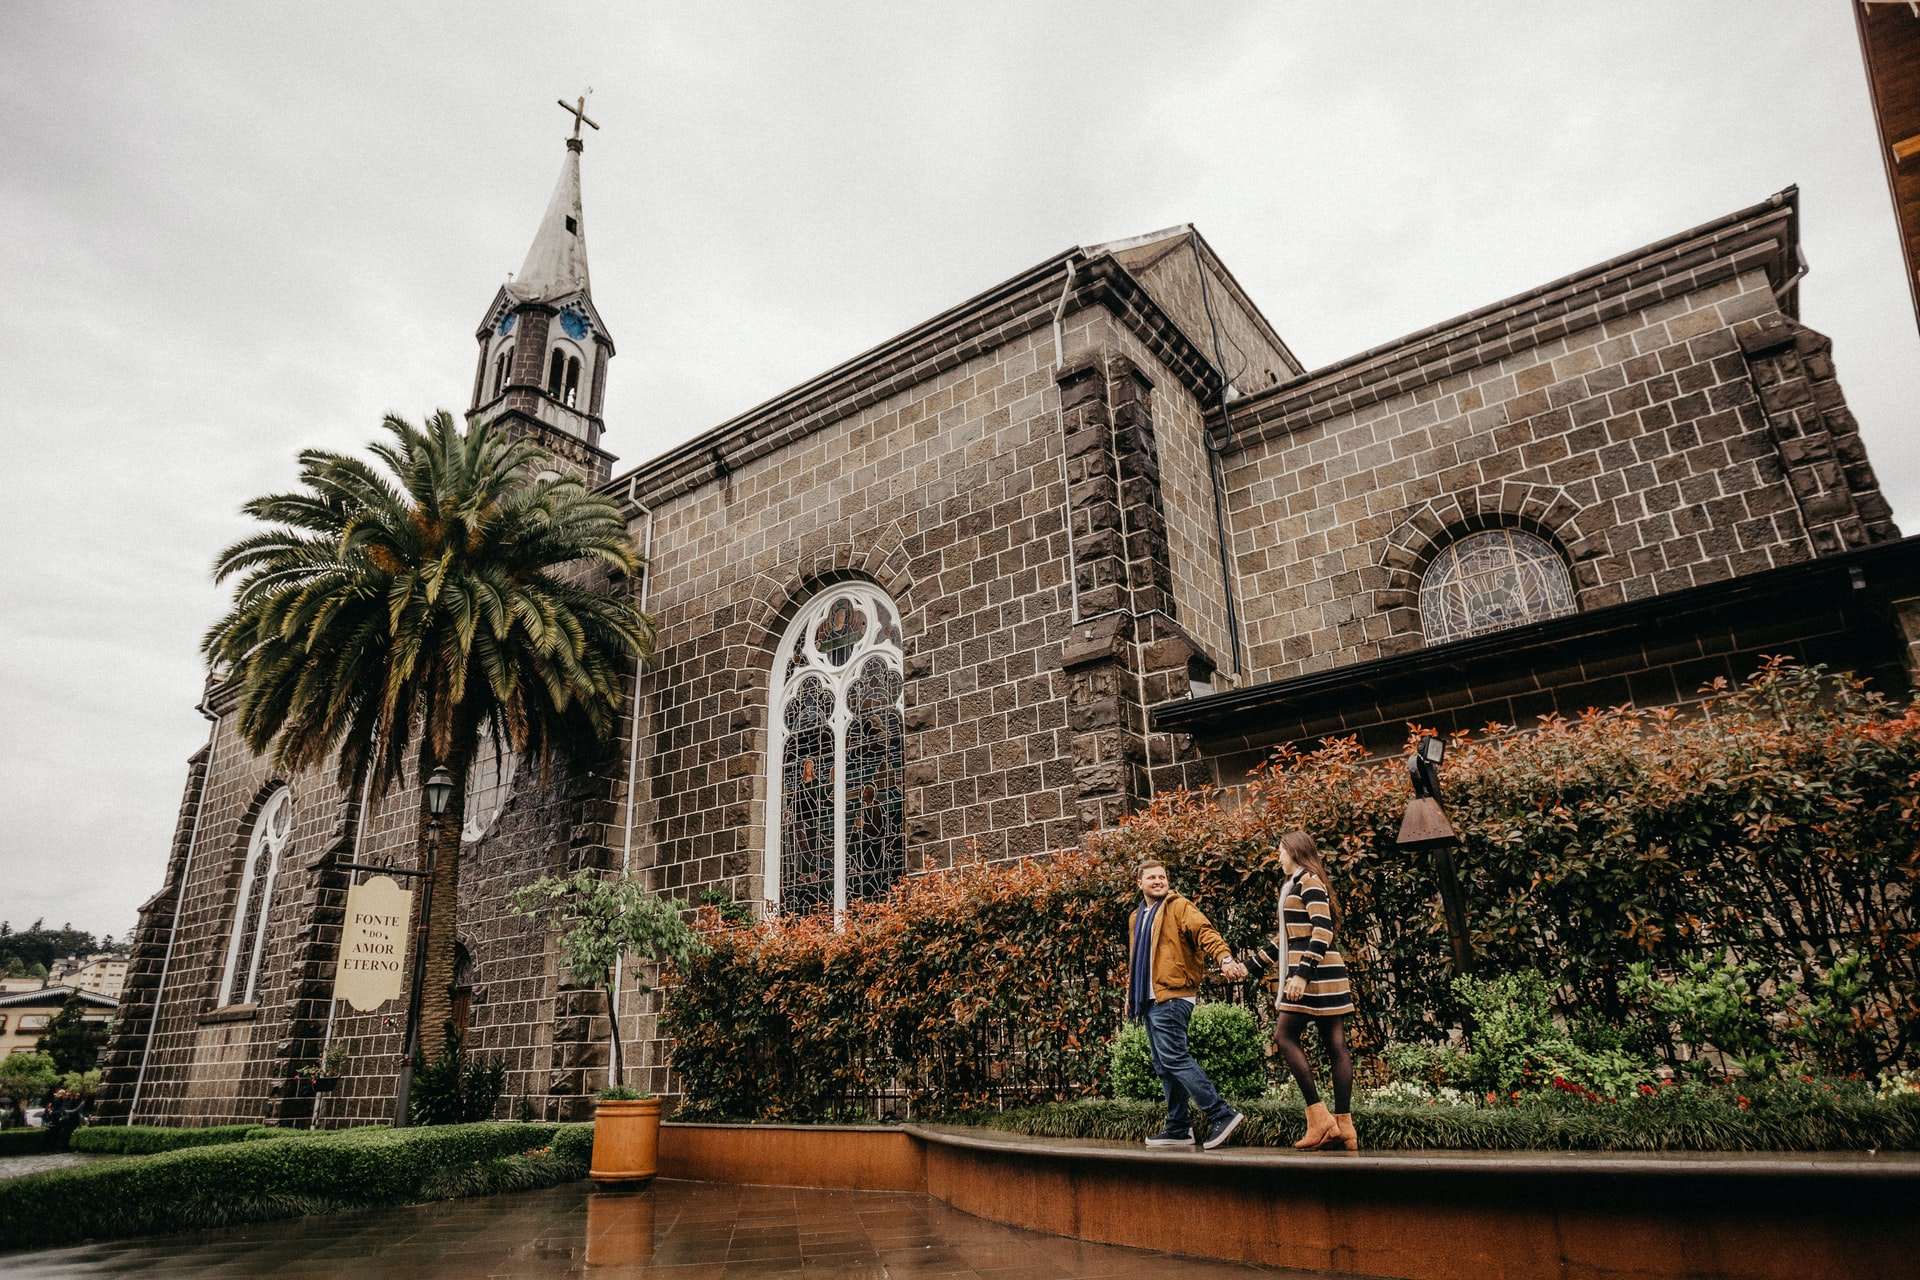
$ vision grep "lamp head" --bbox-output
[1417,734,1446,766]
[425,766,456,818]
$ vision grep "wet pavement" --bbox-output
[7,1178,1324,1278]
[0,1152,96,1181]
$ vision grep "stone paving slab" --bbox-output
[0,1153,96,1182]
[4,1178,1331,1278]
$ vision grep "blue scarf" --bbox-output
[1128,898,1161,1019]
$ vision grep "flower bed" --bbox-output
[0,1121,594,1250]
[976,1079,1920,1152]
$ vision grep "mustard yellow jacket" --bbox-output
[1126,893,1232,1002]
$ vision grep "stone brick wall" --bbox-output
[1222,202,1899,688]
[106,193,1904,1125]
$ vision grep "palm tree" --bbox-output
[204,411,653,1065]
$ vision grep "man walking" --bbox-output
[1127,858,1247,1149]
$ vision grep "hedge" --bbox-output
[979,1082,1920,1153]
[69,1124,261,1156]
[0,1120,592,1250]
[665,661,1920,1119]
[0,1130,46,1157]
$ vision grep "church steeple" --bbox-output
[468,96,616,485]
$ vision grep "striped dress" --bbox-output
[1242,871,1354,1016]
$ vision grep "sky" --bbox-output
[2,2,1915,943]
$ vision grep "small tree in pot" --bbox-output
[514,868,701,1183]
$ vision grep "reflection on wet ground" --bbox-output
[8,1178,1327,1277]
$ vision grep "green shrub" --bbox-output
[1108,1004,1265,1101]
[0,1120,584,1250]
[981,1081,1920,1152]
[408,1031,508,1125]
[1107,1024,1158,1101]
[0,1129,46,1157]
[1453,972,1655,1099]
[70,1124,258,1156]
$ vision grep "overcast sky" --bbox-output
[2,2,1914,942]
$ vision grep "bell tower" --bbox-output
[468,96,617,484]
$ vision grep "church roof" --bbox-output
[509,144,592,303]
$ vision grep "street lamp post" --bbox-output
[1396,735,1473,978]
[392,765,455,1127]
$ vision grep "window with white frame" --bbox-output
[1419,528,1576,644]
[767,585,906,915]
[218,786,293,1006]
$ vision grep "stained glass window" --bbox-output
[768,586,907,915]
[1419,528,1576,644]
[219,786,293,1006]
[463,723,518,843]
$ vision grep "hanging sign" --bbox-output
[333,875,412,1011]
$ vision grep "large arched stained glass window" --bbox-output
[218,786,293,1006]
[1419,528,1576,644]
[767,585,906,915]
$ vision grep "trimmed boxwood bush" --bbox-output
[70,1124,259,1156]
[1109,1004,1264,1101]
[980,1081,1920,1152]
[0,1129,47,1157]
[0,1120,592,1250]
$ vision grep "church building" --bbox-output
[98,119,1918,1126]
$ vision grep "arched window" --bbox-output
[218,786,293,1006]
[463,723,517,844]
[1419,528,1576,644]
[491,346,513,398]
[563,356,581,407]
[547,348,567,399]
[767,585,906,915]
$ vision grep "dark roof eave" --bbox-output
[1153,536,1920,737]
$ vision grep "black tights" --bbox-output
[1273,1012,1352,1113]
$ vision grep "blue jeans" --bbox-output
[1143,999,1228,1133]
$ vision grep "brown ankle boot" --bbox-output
[1295,1101,1336,1149]
[1330,1111,1359,1151]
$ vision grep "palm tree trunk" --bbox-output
[417,752,470,1062]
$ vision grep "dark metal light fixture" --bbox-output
[424,766,456,820]
[1395,733,1472,976]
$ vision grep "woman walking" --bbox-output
[1240,830,1357,1151]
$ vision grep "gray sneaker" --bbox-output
[1202,1109,1244,1150]
[1144,1129,1196,1147]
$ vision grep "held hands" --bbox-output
[1219,959,1249,981]
[1283,974,1307,1002]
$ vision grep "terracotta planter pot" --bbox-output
[590,1097,661,1185]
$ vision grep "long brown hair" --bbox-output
[1279,830,1340,929]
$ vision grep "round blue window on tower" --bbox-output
[558,308,588,340]
[495,313,516,337]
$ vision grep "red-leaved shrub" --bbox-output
[663,661,1920,1118]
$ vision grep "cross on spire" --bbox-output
[558,93,599,142]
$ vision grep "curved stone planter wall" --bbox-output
[659,1121,1919,1280]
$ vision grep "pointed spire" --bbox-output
[513,143,591,300]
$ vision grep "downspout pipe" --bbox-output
[1052,258,1084,625]
[609,477,654,1083]
[1189,234,1246,679]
